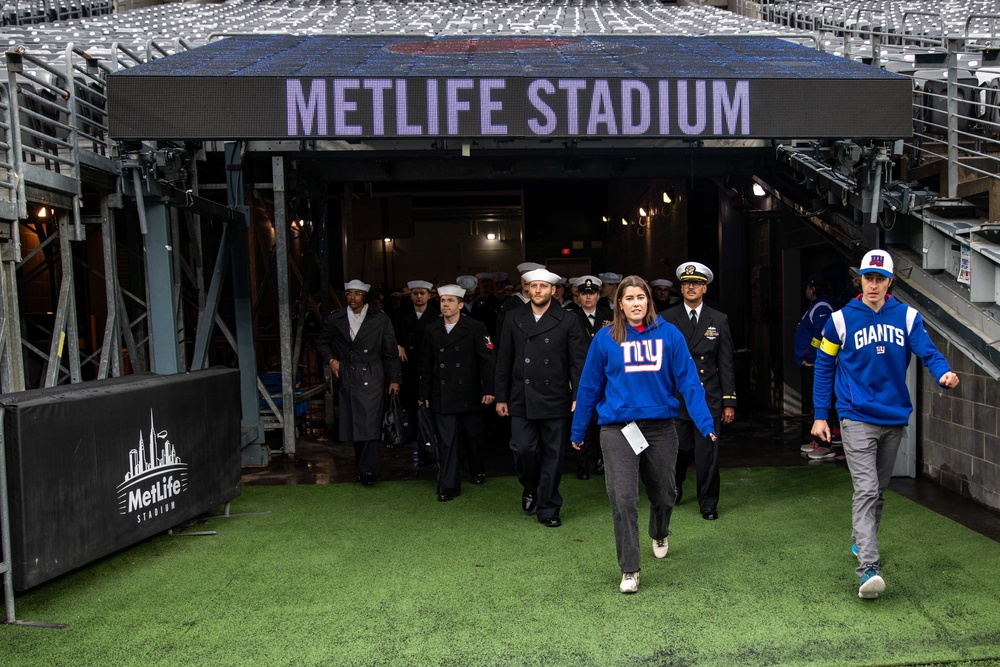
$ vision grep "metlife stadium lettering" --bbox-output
[285,77,750,138]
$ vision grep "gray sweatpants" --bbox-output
[840,418,903,578]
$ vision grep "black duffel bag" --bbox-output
[382,393,412,448]
[416,404,440,464]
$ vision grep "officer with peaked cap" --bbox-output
[419,284,496,501]
[568,275,614,479]
[663,262,736,519]
[597,272,622,309]
[393,279,441,450]
[495,268,587,527]
[495,262,546,343]
[316,279,401,485]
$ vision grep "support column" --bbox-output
[97,198,122,379]
[143,199,181,374]
[0,252,25,393]
[273,156,297,455]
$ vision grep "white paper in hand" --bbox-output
[621,421,649,455]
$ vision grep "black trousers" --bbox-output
[674,418,720,514]
[574,417,601,472]
[353,439,381,476]
[434,410,484,494]
[510,416,567,520]
[802,364,838,440]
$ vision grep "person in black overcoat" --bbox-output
[316,279,402,485]
[393,280,440,442]
[418,284,496,501]
[494,261,543,343]
[663,262,736,520]
[495,268,587,528]
[567,275,614,479]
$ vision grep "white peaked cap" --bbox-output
[523,268,562,285]
[437,284,465,298]
[344,279,371,292]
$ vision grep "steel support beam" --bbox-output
[190,223,231,371]
[143,199,181,374]
[0,253,25,393]
[272,155,296,455]
[97,198,122,380]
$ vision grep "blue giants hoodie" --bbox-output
[570,316,715,442]
[813,295,951,426]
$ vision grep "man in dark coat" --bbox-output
[494,261,544,343]
[566,274,614,479]
[495,268,587,528]
[470,272,502,336]
[418,284,496,501]
[393,279,440,441]
[316,279,402,485]
[664,262,736,520]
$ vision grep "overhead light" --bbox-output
[639,207,647,217]
[383,237,392,243]
[601,215,609,222]
[621,218,628,226]
[486,233,496,240]
[752,183,766,197]
[37,206,47,218]
[662,191,672,204]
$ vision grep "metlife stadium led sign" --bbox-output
[107,35,913,141]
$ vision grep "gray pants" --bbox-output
[841,418,903,577]
[600,420,678,574]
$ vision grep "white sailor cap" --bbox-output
[650,279,674,288]
[437,284,465,299]
[676,262,714,284]
[597,272,622,284]
[344,279,371,293]
[406,280,433,291]
[522,268,562,285]
[456,275,478,291]
[573,275,603,293]
[859,250,894,278]
[475,272,494,281]
[517,262,546,274]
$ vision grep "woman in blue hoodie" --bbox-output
[571,275,716,594]
[812,250,960,600]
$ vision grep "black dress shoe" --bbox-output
[675,487,682,505]
[577,470,590,480]
[539,516,562,528]
[521,493,537,513]
[358,470,377,486]
[702,510,719,520]
[472,473,487,485]
[438,490,457,502]
[595,459,605,475]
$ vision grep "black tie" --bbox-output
[690,310,698,328]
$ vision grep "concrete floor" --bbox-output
[243,409,1000,543]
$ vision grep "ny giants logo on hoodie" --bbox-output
[621,339,663,372]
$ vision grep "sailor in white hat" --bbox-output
[456,275,478,313]
[317,279,401,486]
[495,265,587,528]
[597,272,622,308]
[393,279,441,449]
[496,263,547,341]
[420,283,497,500]
[663,261,734,520]
[650,278,676,311]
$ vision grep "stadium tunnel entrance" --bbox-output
[104,34,912,462]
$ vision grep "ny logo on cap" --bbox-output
[869,254,885,267]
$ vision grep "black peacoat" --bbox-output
[417,314,496,414]
[316,307,402,441]
[495,299,587,420]
[663,303,737,420]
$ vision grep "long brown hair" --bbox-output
[610,275,658,344]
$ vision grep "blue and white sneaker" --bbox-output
[858,567,885,599]
[851,543,858,556]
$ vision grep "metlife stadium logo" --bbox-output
[116,411,189,524]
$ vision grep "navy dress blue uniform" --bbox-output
[569,302,614,476]
[418,314,496,496]
[393,301,440,429]
[495,300,587,522]
[664,303,736,515]
[316,307,402,477]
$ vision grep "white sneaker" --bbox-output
[652,537,669,559]
[858,568,885,599]
[800,440,819,453]
[620,571,639,594]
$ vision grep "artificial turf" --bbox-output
[3,464,1000,667]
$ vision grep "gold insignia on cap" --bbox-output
[684,265,697,275]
